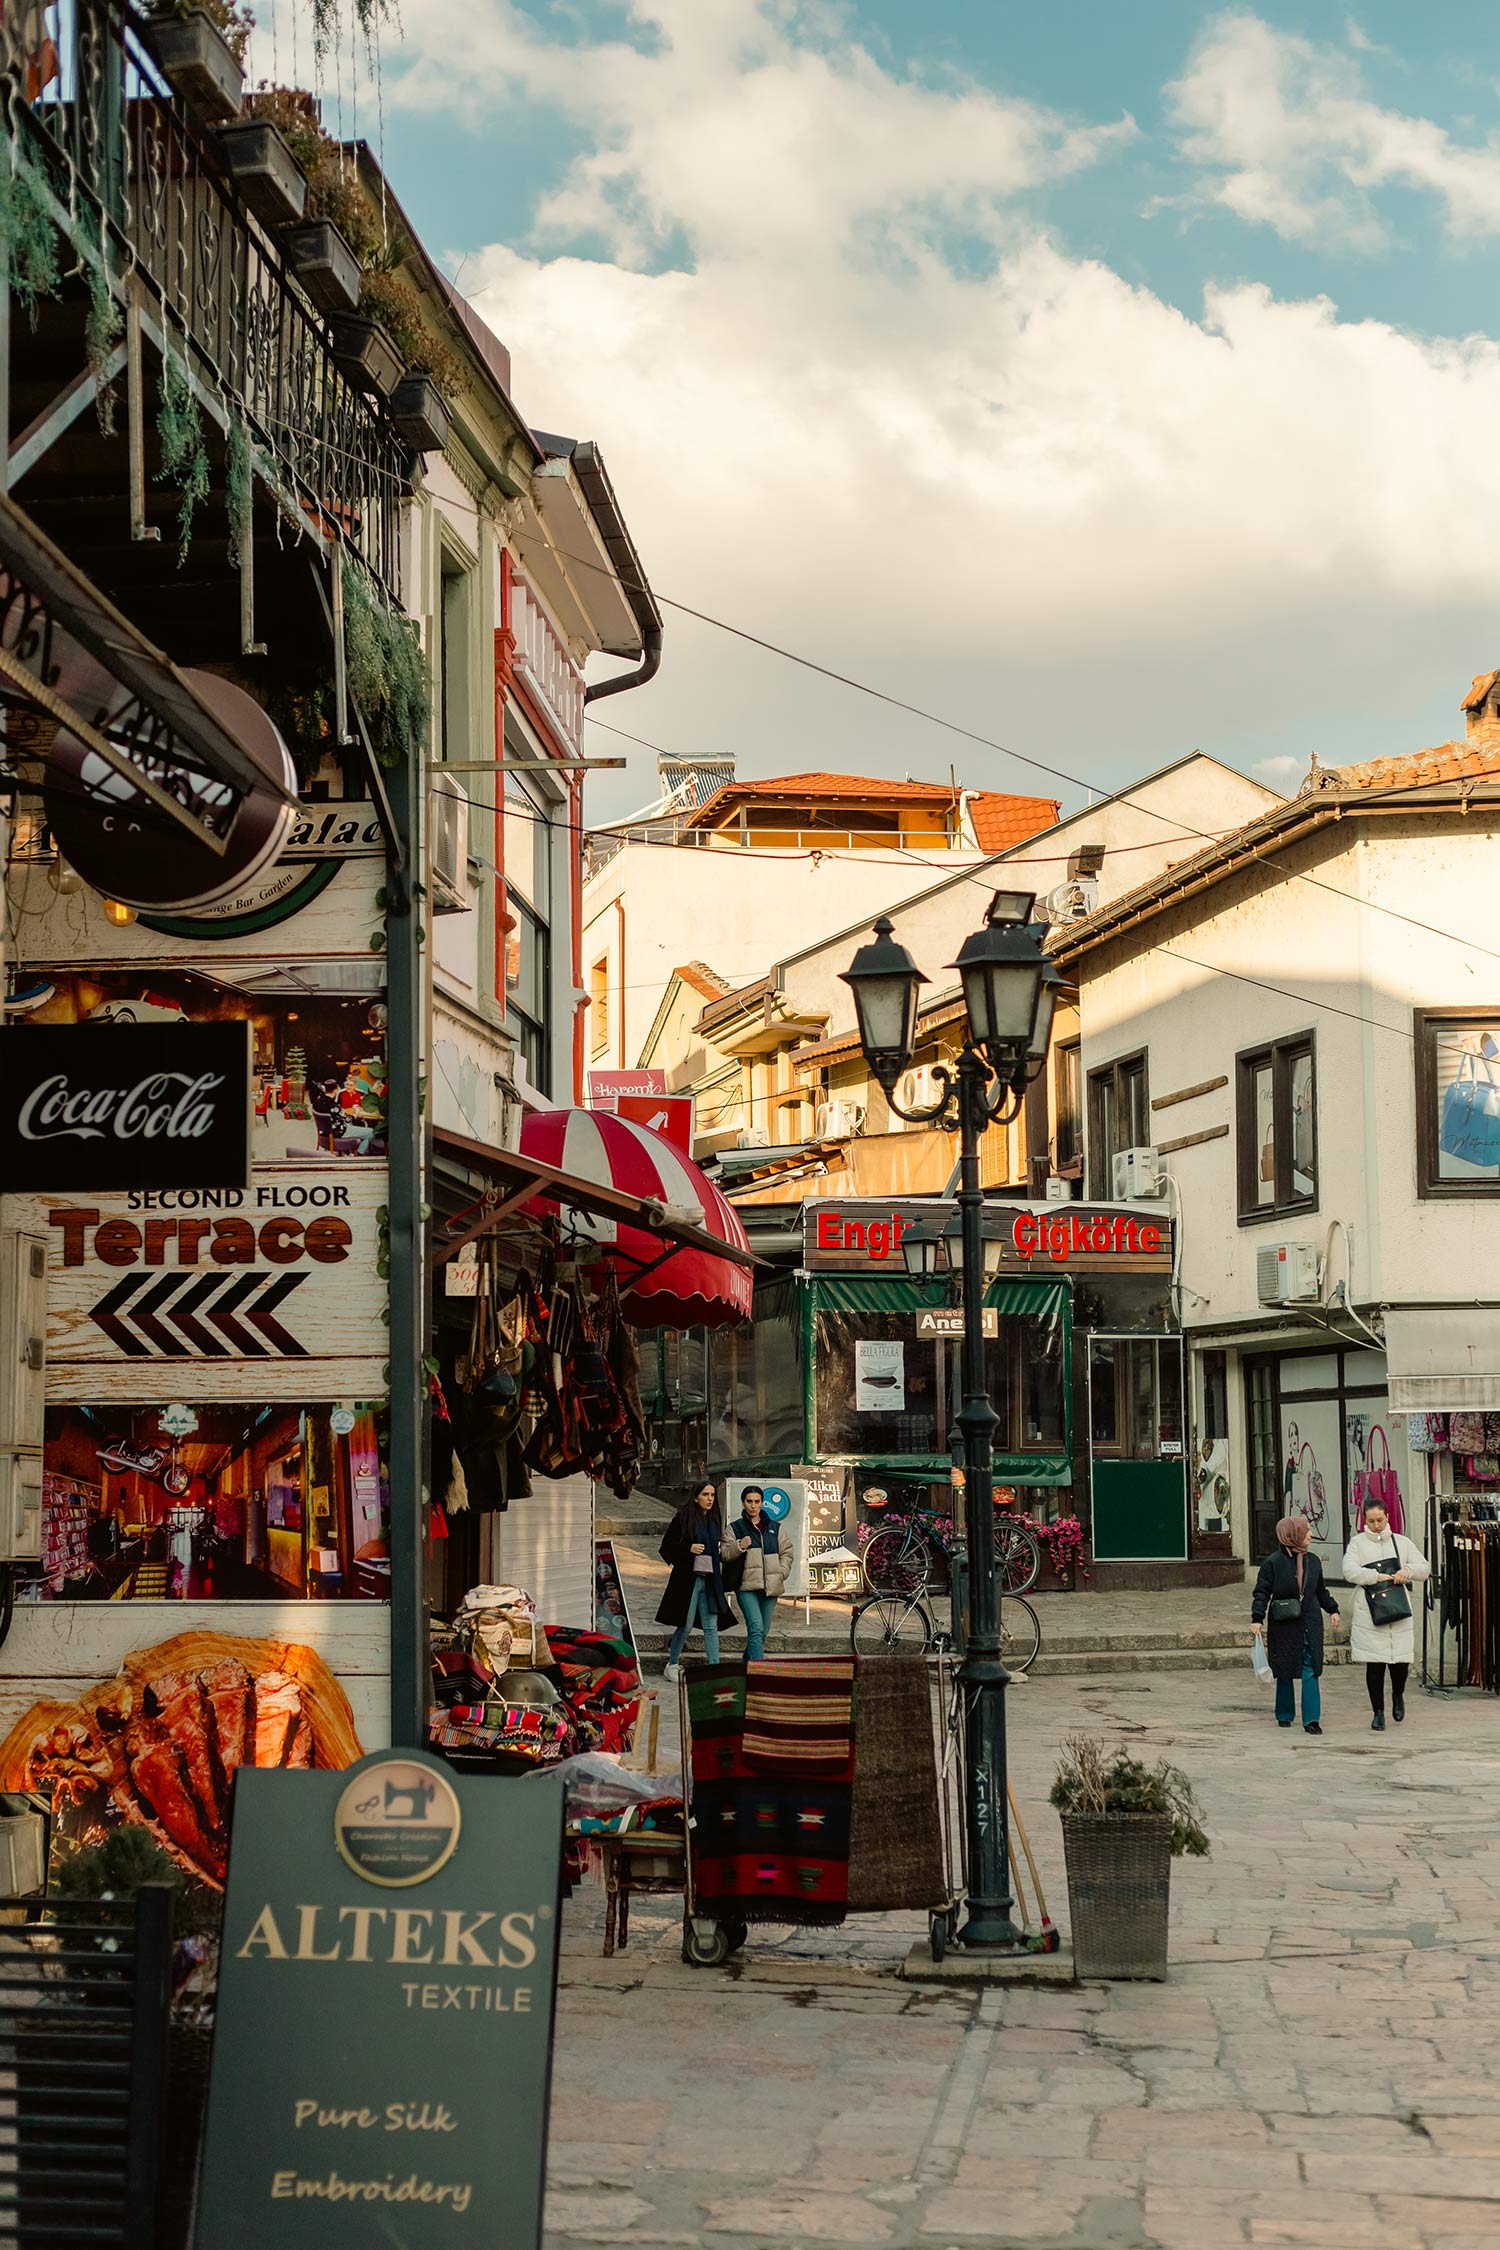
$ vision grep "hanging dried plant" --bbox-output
[83,254,124,435]
[0,148,61,317]
[156,346,211,566]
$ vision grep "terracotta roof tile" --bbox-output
[674,961,731,1000]
[967,792,1061,852]
[1462,671,1500,713]
[1303,738,1500,793]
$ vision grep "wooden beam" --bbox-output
[1151,1074,1229,1112]
[8,349,127,484]
[1155,1123,1229,1155]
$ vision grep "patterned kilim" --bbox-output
[847,1653,947,1910]
[686,1660,853,1926]
[742,1658,856,1776]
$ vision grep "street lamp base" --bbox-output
[957,1909,1028,1952]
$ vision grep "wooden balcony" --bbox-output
[512,572,583,754]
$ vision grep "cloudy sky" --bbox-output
[261,3,1500,819]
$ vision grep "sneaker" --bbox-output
[1371,1712,1385,1731]
[1304,1723,1323,1735]
[663,1661,681,1684]
[1392,1698,1405,1722]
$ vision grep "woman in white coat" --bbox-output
[1342,1501,1431,1731]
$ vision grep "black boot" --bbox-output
[1371,1711,1385,1731]
[1304,1722,1323,1734]
[1392,1697,1405,1722]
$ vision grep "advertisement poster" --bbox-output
[1345,1405,1414,1538]
[726,1477,810,1600]
[794,1465,860,1596]
[854,1340,906,1414]
[1278,1396,1345,1579]
[593,1538,637,1655]
[1195,1437,1231,1537]
[30,1401,389,1603]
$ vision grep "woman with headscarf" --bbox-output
[1251,1515,1341,1734]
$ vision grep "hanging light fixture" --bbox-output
[899,1213,945,1279]
[948,891,1046,1067]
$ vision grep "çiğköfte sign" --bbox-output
[801,1198,1172,1273]
[195,1751,562,2247]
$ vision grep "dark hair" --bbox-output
[740,1486,765,1505]
[684,1480,721,1529]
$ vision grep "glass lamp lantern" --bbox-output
[900,1214,945,1279]
[943,1209,1006,1280]
[949,893,1045,1063]
[1027,957,1067,1069]
[841,916,927,1086]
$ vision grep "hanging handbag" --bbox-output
[1440,1047,1500,1169]
[1353,1424,1403,1535]
[1451,1410,1487,1454]
[1364,1537,1413,1628]
[1407,1413,1449,1455]
[1259,1129,1276,1184]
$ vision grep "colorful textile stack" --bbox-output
[427,1703,571,1763]
[546,1627,642,1755]
[687,1659,856,1927]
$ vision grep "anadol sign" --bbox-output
[197,1748,562,2247]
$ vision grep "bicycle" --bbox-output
[849,1587,1041,1675]
[861,1502,1041,1599]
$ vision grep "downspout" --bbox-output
[570,769,586,1100]
[616,895,626,1067]
[384,682,427,1748]
[582,623,663,705]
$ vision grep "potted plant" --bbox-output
[139,0,251,126]
[1049,1734,1208,1980]
[357,268,466,449]
[214,111,307,228]
[246,89,374,315]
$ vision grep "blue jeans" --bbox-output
[668,1577,720,1665]
[739,1589,778,1662]
[1274,1631,1321,1727]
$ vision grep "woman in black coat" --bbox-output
[1251,1513,1341,1734]
[658,1481,738,1683]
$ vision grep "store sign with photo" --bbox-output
[196,1749,561,2249]
[0,1020,251,1192]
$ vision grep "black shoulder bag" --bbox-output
[1364,1535,1412,1628]
[1267,1556,1305,1624]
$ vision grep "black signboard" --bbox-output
[0,1021,250,1191]
[196,1751,562,2249]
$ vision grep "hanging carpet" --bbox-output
[686,1661,853,1927]
[846,1652,947,1912]
[743,1657,856,1776]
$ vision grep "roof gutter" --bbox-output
[584,621,662,705]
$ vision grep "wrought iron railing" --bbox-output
[1,0,404,601]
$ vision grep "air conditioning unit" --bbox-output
[736,1126,770,1149]
[0,1233,46,1453]
[1257,1242,1321,1306]
[431,784,469,913]
[1111,1147,1165,1200]
[815,1100,865,1140]
[894,1065,941,1114]
[1045,876,1099,924]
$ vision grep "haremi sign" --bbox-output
[196,1749,562,2248]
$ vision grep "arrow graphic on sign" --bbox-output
[85,1272,313,1358]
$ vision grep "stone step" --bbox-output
[633,1631,1341,1677]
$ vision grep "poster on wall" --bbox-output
[854,1340,906,1414]
[726,1477,810,1601]
[1278,1396,1344,1578]
[1346,1405,1414,1538]
[30,1401,389,1602]
[794,1465,860,1596]
[7,962,389,1165]
[1195,1438,1231,1537]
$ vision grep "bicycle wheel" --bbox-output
[1000,1597,1041,1675]
[862,1525,932,1595]
[850,1592,935,1655]
[995,1519,1040,1596]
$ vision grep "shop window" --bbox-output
[1236,1034,1316,1219]
[1414,1009,1500,1198]
[589,959,609,1058]
[708,1290,803,1464]
[1088,1339,1182,1461]
[1054,1039,1082,1169]
[813,1303,1065,1463]
[1244,1356,1281,1560]
[1087,1051,1149,1198]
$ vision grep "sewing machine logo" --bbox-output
[333,1757,462,1888]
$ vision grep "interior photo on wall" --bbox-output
[7,962,388,1162]
[30,1402,389,1603]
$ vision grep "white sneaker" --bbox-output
[663,1661,681,1683]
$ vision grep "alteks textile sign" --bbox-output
[196,1749,561,2248]
[802,1200,1171,1273]
[0,1022,250,1192]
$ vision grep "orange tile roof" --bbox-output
[967,791,1061,852]
[1304,738,1500,793]
[674,961,730,1000]
[1462,672,1500,713]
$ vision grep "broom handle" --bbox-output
[1006,1828,1031,1930]
[1008,1779,1051,1921]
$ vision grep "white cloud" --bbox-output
[1251,755,1305,793]
[1170,11,1500,248]
[373,4,1500,815]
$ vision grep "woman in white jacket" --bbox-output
[1342,1502,1431,1731]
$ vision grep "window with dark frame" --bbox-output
[1235,1035,1316,1219]
[1055,1039,1082,1168]
[1086,1050,1149,1198]
[1087,1338,1181,1460]
[1414,1008,1500,1197]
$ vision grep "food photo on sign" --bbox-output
[5,962,390,1163]
[29,1402,389,1603]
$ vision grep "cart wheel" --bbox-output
[723,1917,749,1955]
[683,1915,732,1968]
[929,1911,948,1964]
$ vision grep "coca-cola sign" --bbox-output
[0,1023,250,1190]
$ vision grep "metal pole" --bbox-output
[955,1044,1022,1949]
[385,726,428,1747]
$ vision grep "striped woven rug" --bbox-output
[742,1658,856,1778]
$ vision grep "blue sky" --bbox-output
[262,3,1500,819]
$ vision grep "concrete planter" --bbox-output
[140,10,243,126]
[390,373,451,454]
[281,219,362,315]
[327,314,404,400]
[214,119,307,228]
[1060,1812,1171,1980]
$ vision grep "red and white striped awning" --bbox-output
[519,1108,752,1328]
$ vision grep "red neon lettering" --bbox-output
[816,1211,841,1251]
[1012,1214,1036,1259]
[1138,1223,1162,1255]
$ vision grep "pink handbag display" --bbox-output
[1352,1423,1403,1535]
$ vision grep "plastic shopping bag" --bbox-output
[1251,1636,1273,1684]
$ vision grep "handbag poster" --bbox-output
[1434,1023,1500,1180]
[1278,1398,1343,1579]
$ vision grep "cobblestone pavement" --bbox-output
[545,1662,1500,2249]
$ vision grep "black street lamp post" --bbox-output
[842,894,1061,1951]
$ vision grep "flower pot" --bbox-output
[390,372,451,454]
[281,219,362,315]
[214,119,307,228]
[140,10,243,126]
[328,313,404,400]
[1059,1812,1171,1980]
